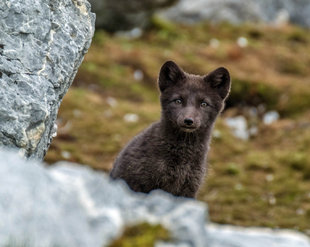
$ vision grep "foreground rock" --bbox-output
[207,224,310,247]
[88,0,178,31]
[159,0,310,28]
[0,0,95,159]
[0,149,207,247]
[1,149,310,247]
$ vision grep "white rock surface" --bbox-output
[207,224,310,247]
[0,149,208,247]
[0,149,310,247]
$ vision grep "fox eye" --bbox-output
[174,99,182,105]
[201,102,209,108]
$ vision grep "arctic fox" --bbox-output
[110,61,231,198]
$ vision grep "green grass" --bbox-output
[45,20,310,236]
[108,222,170,247]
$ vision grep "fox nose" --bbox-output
[184,118,194,126]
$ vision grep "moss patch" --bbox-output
[226,78,280,110]
[109,222,171,247]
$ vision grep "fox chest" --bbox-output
[155,147,206,194]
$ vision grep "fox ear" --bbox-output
[204,67,231,100]
[158,61,185,92]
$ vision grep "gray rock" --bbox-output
[0,0,95,159]
[0,149,208,247]
[159,0,310,28]
[225,116,249,140]
[207,224,310,247]
[1,149,310,247]
[88,0,178,31]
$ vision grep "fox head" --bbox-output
[158,61,231,133]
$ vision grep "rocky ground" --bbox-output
[45,20,310,235]
[2,149,310,247]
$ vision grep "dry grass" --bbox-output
[45,20,310,235]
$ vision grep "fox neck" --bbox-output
[160,117,213,147]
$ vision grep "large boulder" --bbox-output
[159,0,310,28]
[0,149,310,247]
[0,0,95,159]
[88,0,178,31]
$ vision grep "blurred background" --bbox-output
[44,0,310,236]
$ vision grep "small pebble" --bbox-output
[237,37,248,48]
[61,151,71,159]
[263,111,280,125]
[124,113,139,123]
[269,196,276,205]
[234,183,243,191]
[212,129,221,139]
[133,69,144,81]
[73,109,82,118]
[209,38,220,48]
[265,174,274,182]
[106,97,118,108]
[225,116,249,140]
[296,208,305,216]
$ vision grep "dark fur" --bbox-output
[110,61,231,198]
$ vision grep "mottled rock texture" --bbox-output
[0,0,95,159]
[1,149,310,247]
[88,0,178,31]
[159,0,310,28]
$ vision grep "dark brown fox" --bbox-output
[110,61,231,198]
